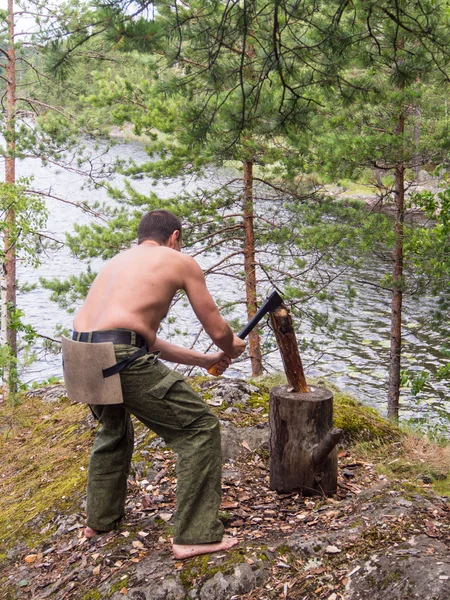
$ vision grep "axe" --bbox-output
[207,290,284,376]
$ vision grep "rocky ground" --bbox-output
[1,378,449,600]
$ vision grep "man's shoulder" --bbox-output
[120,246,199,272]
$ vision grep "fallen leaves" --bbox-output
[24,554,39,563]
[5,419,449,600]
[325,545,341,554]
[158,513,172,522]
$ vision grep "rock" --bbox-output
[346,535,450,599]
[220,421,269,461]
[343,469,356,479]
[211,379,260,407]
[121,578,186,600]
[199,563,267,600]
[146,462,162,481]
[129,592,147,600]
[149,437,167,450]
[417,474,433,484]
[51,513,80,537]
[26,383,68,403]
[287,535,331,557]
[418,169,432,182]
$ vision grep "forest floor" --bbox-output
[0,376,449,600]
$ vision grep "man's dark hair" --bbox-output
[138,210,182,245]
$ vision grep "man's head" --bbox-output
[138,210,182,250]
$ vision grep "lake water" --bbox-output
[2,139,449,432]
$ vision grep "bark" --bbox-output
[269,385,338,496]
[413,107,421,179]
[2,0,17,399]
[387,111,405,420]
[270,305,308,393]
[243,159,262,376]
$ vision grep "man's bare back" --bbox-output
[74,242,187,346]
[74,239,244,362]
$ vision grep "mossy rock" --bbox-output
[0,394,93,554]
[333,393,402,443]
[179,548,246,589]
[81,591,102,600]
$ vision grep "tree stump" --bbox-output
[269,385,342,496]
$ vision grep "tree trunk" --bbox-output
[2,0,17,400]
[387,112,405,420]
[413,107,421,179]
[243,159,262,376]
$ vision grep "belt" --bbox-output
[72,329,146,348]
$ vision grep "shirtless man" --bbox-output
[72,209,246,559]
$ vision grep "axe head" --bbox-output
[238,290,284,339]
[265,290,284,312]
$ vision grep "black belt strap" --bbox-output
[102,344,149,378]
[73,330,146,348]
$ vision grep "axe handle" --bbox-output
[207,291,283,376]
[207,329,246,377]
[207,362,227,377]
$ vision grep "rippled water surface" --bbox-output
[4,139,449,431]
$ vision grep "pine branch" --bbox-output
[203,251,243,275]
[192,236,243,257]
[191,224,243,246]
[25,189,108,221]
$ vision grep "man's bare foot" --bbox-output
[84,526,98,539]
[172,536,238,559]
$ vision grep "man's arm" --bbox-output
[149,337,231,374]
[182,256,246,358]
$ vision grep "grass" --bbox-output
[354,430,450,496]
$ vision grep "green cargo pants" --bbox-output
[87,344,224,545]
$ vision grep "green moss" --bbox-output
[333,393,402,443]
[0,395,92,552]
[378,569,402,590]
[108,576,129,596]
[275,544,295,556]
[132,427,158,461]
[0,583,17,600]
[432,477,450,496]
[247,391,270,410]
[81,590,102,600]
[179,548,246,589]
[251,374,286,389]
[189,375,211,387]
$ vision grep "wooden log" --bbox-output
[270,305,308,393]
[312,427,343,466]
[269,385,340,496]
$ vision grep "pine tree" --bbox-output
[65,0,331,376]
[41,0,450,406]
[310,0,450,419]
[0,1,120,399]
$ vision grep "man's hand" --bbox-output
[203,352,232,375]
[228,335,247,359]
